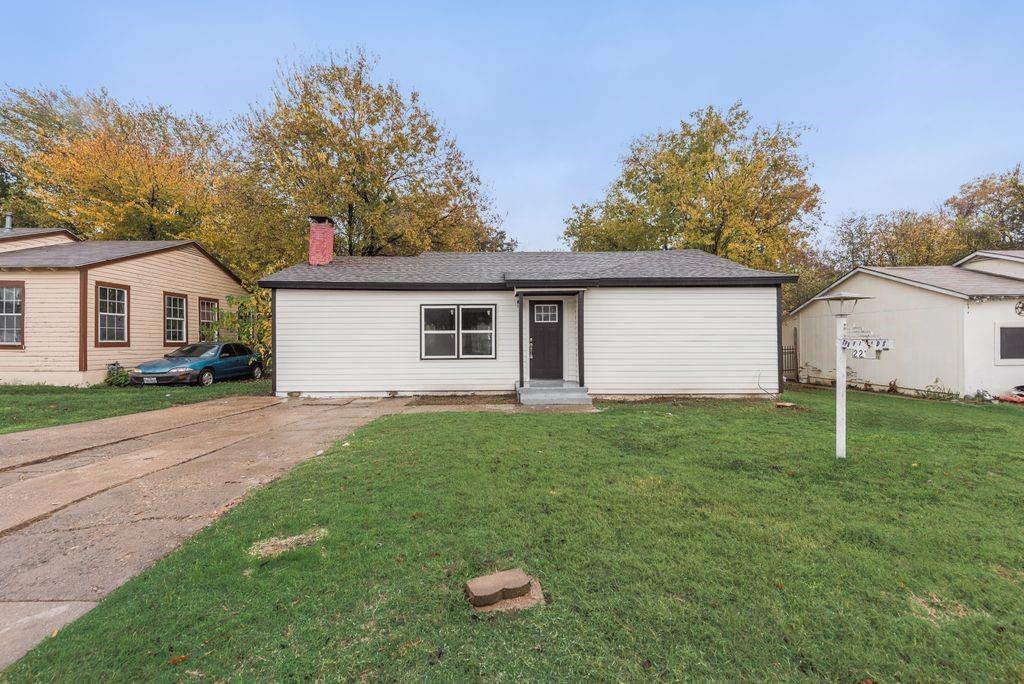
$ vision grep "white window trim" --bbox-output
[421,305,458,359]
[199,299,219,342]
[0,284,23,347]
[534,303,558,323]
[164,294,188,345]
[421,304,496,360]
[994,322,1024,366]
[98,286,128,343]
[459,305,496,359]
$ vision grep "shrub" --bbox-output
[103,363,131,387]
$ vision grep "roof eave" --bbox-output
[0,228,81,243]
[256,280,509,291]
[785,266,976,317]
[259,274,798,290]
[953,250,1024,267]
[0,240,243,285]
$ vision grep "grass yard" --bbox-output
[5,388,1024,681]
[0,379,272,435]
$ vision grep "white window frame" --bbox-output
[164,294,187,345]
[421,305,458,359]
[420,304,497,360]
[97,285,129,344]
[534,303,558,323]
[199,298,219,342]
[0,283,24,347]
[995,323,1024,366]
[459,305,496,359]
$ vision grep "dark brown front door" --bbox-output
[529,301,563,380]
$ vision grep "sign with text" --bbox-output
[842,337,894,359]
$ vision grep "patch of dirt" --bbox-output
[908,591,981,626]
[994,565,1024,585]
[249,527,327,558]
[407,394,517,406]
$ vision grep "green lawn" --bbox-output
[0,379,272,435]
[5,389,1024,681]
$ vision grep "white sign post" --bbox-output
[835,314,849,459]
[815,291,874,460]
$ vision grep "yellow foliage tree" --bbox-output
[563,103,821,273]
[1,89,221,240]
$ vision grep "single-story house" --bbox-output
[0,221,246,386]
[259,218,797,404]
[783,249,1024,397]
[0,225,81,253]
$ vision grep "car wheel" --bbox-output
[251,364,263,380]
[199,369,215,387]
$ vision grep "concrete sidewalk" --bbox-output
[0,395,410,670]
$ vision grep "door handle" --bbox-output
[529,338,534,359]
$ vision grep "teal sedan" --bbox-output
[129,342,264,386]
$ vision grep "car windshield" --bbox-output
[166,343,218,358]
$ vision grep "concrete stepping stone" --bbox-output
[465,568,543,612]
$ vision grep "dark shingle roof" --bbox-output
[863,266,1024,296]
[0,240,192,268]
[259,250,797,290]
[0,227,79,241]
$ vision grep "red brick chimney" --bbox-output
[308,216,335,266]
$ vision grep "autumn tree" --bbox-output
[0,88,221,239]
[946,164,1024,250]
[563,102,821,272]
[236,50,513,260]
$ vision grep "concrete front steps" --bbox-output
[516,380,593,406]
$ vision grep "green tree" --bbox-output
[563,102,821,273]
[946,164,1024,249]
[238,50,513,260]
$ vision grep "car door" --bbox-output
[235,344,254,377]
[225,344,247,377]
[213,344,237,378]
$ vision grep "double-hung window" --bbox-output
[164,293,187,345]
[0,282,24,348]
[421,304,495,359]
[199,298,219,342]
[460,306,495,358]
[96,283,129,346]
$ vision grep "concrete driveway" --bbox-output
[0,395,410,669]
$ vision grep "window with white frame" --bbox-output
[164,294,187,344]
[999,326,1024,360]
[421,304,496,359]
[534,303,558,323]
[199,298,219,341]
[0,283,23,346]
[422,305,457,358]
[460,306,495,358]
[97,285,128,344]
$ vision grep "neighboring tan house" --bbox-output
[0,226,82,253]
[783,250,1024,397]
[0,224,246,386]
[259,218,795,404]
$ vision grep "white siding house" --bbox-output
[262,219,794,404]
[784,250,1024,397]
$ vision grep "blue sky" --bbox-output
[4,1,1022,249]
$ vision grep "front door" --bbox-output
[529,301,563,380]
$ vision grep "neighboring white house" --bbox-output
[783,249,1024,397]
[259,218,796,404]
